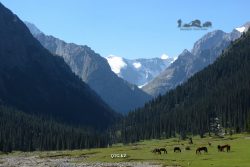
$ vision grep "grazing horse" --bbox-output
[159,148,167,154]
[217,145,221,152]
[152,148,161,154]
[196,147,208,154]
[174,147,181,152]
[218,145,231,152]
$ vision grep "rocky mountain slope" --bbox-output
[142,23,250,96]
[0,3,118,129]
[25,22,151,113]
[106,55,175,87]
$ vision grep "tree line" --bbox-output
[0,106,110,153]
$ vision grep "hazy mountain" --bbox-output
[0,3,118,129]
[142,23,250,96]
[106,55,175,87]
[25,22,151,114]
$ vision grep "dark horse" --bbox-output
[218,145,230,152]
[196,147,208,154]
[174,147,181,152]
[159,148,167,154]
[152,148,161,154]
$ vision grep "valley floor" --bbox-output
[0,155,161,167]
[0,133,250,167]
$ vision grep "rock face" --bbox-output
[0,3,118,129]
[106,55,174,87]
[142,26,249,96]
[25,22,151,114]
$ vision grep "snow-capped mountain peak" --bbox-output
[106,55,127,74]
[133,62,142,69]
[105,55,174,86]
[235,22,250,33]
[235,26,245,33]
[161,54,169,60]
[171,56,178,63]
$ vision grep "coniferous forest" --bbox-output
[120,31,250,143]
[0,106,110,152]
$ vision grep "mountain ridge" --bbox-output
[121,27,250,142]
[142,26,245,96]
[105,55,175,87]
[0,2,118,129]
[25,21,152,113]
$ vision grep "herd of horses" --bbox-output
[152,144,231,155]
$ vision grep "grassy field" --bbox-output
[3,133,250,167]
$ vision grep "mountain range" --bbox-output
[122,25,250,142]
[105,55,175,87]
[0,3,118,129]
[25,22,152,114]
[142,23,250,96]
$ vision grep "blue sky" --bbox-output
[1,0,249,59]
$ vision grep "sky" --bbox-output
[1,0,249,59]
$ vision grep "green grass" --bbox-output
[3,133,250,167]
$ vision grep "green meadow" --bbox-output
[3,133,250,167]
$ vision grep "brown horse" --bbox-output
[218,145,230,152]
[196,147,208,154]
[174,147,181,152]
[159,148,167,154]
[152,148,161,154]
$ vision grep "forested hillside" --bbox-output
[121,30,250,143]
[0,106,110,152]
